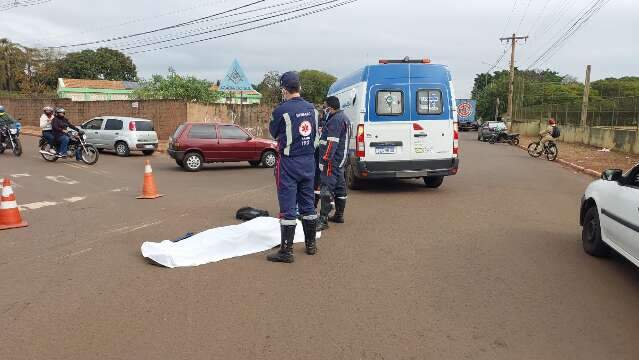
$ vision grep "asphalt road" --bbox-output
[1,133,638,360]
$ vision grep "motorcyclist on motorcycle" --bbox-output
[0,105,18,147]
[40,106,55,149]
[51,108,81,158]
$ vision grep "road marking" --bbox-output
[109,220,164,234]
[19,201,59,211]
[56,247,93,261]
[45,175,79,185]
[10,173,30,178]
[110,187,129,192]
[64,196,86,203]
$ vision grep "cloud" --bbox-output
[3,0,636,97]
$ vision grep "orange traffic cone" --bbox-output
[137,160,164,199]
[0,178,28,230]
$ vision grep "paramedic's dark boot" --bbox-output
[267,224,296,263]
[316,194,332,232]
[302,217,317,255]
[329,197,346,223]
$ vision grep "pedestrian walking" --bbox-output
[267,71,319,263]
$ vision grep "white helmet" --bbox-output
[43,106,54,112]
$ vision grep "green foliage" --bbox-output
[56,48,137,81]
[591,77,639,98]
[471,68,587,120]
[256,70,281,105]
[298,69,336,104]
[133,68,222,103]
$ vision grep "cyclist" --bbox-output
[536,118,557,154]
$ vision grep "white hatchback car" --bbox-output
[80,116,159,156]
[580,166,639,267]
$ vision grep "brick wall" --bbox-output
[0,98,275,140]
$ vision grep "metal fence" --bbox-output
[515,96,639,128]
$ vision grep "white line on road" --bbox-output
[64,196,87,203]
[10,173,30,178]
[19,201,59,211]
[45,175,79,185]
[56,247,93,261]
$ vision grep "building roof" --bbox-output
[59,78,139,90]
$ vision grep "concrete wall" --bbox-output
[0,98,274,140]
[511,120,639,154]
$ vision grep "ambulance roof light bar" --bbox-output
[379,57,431,64]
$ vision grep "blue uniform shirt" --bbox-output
[319,110,351,168]
[269,97,319,157]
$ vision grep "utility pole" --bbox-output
[500,33,528,124]
[495,98,500,121]
[580,65,591,127]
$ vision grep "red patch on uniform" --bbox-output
[299,120,312,136]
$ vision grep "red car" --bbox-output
[168,123,278,172]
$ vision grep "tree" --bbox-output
[133,68,222,103]
[256,70,280,105]
[56,48,137,81]
[298,69,336,104]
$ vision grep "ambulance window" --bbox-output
[417,90,443,115]
[376,91,403,115]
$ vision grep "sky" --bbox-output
[1,0,637,98]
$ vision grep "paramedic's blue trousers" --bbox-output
[276,154,316,220]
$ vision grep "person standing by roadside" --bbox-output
[316,96,351,231]
[40,106,55,147]
[267,71,319,263]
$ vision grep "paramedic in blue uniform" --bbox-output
[316,96,351,231]
[267,71,320,263]
[314,107,327,209]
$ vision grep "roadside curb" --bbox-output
[517,144,599,178]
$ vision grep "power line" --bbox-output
[0,0,50,12]
[515,0,533,33]
[500,0,521,36]
[116,0,343,52]
[105,0,318,51]
[52,0,267,49]
[527,0,553,36]
[127,0,358,55]
[527,0,610,69]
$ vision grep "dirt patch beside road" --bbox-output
[519,135,639,173]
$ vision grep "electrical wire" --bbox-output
[115,0,344,52]
[515,0,533,33]
[104,0,319,51]
[126,0,358,55]
[0,0,50,12]
[527,0,610,69]
[51,0,267,49]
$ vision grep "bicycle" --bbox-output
[527,139,558,161]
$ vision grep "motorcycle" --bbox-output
[39,129,99,165]
[0,122,23,156]
[488,130,520,146]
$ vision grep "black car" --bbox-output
[459,120,479,131]
[478,121,507,141]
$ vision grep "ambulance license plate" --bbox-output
[375,146,396,154]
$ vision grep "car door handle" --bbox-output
[414,134,427,137]
[94,132,98,134]
[115,133,119,135]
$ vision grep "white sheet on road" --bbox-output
[140,217,319,268]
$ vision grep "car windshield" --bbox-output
[135,121,154,131]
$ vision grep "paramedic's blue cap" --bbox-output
[280,71,300,89]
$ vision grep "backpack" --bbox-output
[235,207,270,221]
[551,126,560,138]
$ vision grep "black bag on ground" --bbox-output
[552,126,561,138]
[235,207,270,221]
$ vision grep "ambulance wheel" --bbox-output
[346,163,364,190]
[423,176,444,188]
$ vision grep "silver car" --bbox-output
[80,116,159,156]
